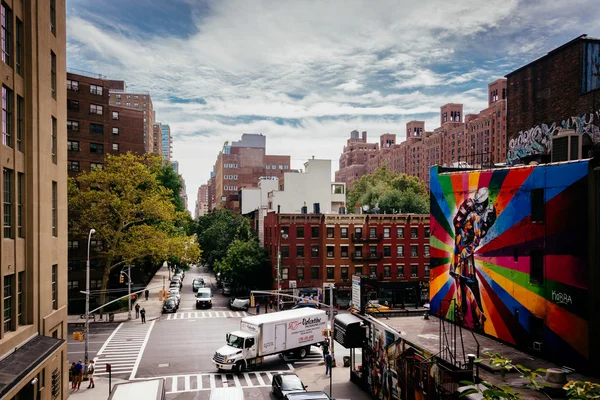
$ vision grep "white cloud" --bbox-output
[336,79,364,92]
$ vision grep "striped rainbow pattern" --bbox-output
[429,160,590,370]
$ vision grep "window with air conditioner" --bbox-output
[551,130,581,162]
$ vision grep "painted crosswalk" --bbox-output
[150,370,287,394]
[164,311,248,320]
[93,321,155,378]
[285,346,324,365]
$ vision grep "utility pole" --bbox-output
[84,228,95,368]
[127,264,132,320]
[329,284,336,367]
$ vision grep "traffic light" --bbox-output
[119,274,124,284]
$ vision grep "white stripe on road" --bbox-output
[128,320,155,380]
[243,373,253,387]
[255,373,265,386]
[95,322,124,356]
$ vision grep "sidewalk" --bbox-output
[295,363,371,400]
[68,264,171,325]
[67,376,128,399]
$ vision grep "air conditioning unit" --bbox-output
[552,129,582,162]
[533,341,543,352]
[411,273,417,278]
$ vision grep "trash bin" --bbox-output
[108,313,114,322]
[343,356,350,367]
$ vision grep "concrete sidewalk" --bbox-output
[67,376,128,399]
[296,363,371,400]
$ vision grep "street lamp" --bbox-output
[277,229,288,309]
[84,228,96,368]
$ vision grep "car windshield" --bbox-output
[227,334,244,349]
[281,375,304,391]
[197,292,210,298]
[169,290,179,295]
[165,300,175,306]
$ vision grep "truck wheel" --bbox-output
[234,361,244,373]
[296,346,309,359]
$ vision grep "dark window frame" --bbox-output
[1,3,12,66]
[51,181,57,236]
[3,168,11,238]
[311,226,319,238]
[16,95,23,151]
[531,188,545,223]
[51,117,57,164]
[311,266,319,280]
[296,245,304,258]
[17,172,22,238]
[50,51,56,99]
[530,249,544,284]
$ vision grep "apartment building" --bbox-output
[161,123,172,161]
[210,133,290,211]
[335,130,379,190]
[67,72,145,313]
[264,213,430,306]
[0,1,70,398]
[195,184,210,219]
[108,80,157,154]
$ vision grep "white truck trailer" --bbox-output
[212,308,328,372]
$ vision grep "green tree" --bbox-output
[195,210,252,268]
[214,239,272,290]
[68,153,201,308]
[156,161,186,213]
[347,166,429,214]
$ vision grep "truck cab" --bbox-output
[214,331,257,372]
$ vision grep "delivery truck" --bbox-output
[212,308,328,372]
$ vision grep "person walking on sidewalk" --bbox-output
[145,289,149,301]
[86,360,96,389]
[255,302,260,315]
[140,308,146,323]
[74,360,84,390]
[324,352,333,376]
[69,362,76,390]
[135,303,140,319]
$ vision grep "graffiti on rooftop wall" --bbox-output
[507,109,600,165]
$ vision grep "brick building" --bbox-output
[506,34,600,165]
[66,72,146,312]
[334,130,379,189]
[264,213,431,306]
[195,184,210,219]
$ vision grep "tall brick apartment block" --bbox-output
[506,34,600,165]
[264,213,431,306]
[335,79,508,188]
[66,72,146,313]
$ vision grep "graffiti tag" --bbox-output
[551,290,573,306]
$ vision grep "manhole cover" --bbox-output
[158,363,169,368]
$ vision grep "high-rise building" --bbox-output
[210,134,290,211]
[152,122,163,158]
[161,124,172,161]
[0,1,70,398]
[108,81,157,154]
[66,72,145,312]
[195,184,210,219]
[334,130,378,189]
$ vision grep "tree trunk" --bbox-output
[99,258,113,315]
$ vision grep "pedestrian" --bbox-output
[69,362,76,390]
[74,360,84,390]
[279,299,284,311]
[384,300,389,307]
[86,360,96,389]
[255,302,260,315]
[140,308,146,323]
[324,352,333,375]
[135,303,140,319]
[266,299,270,313]
[145,289,149,301]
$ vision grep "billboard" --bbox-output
[429,161,590,371]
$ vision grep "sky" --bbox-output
[65,0,600,214]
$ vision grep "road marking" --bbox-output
[209,374,215,389]
[95,323,123,355]
[221,373,227,387]
[243,373,253,387]
[129,320,155,380]
[185,375,190,391]
[255,373,265,386]
[165,311,248,320]
[197,374,203,389]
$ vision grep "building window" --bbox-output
[90,163,102,170]
[112,111,119,120]
[67,140,79,151]
[112,143,119,152]
[327,267,334,280]
[384,265,391,278]
[311,266,319,280]
[15,18,21,75]
[17,271,22,325]
[411,265,418,278]
[50,0,57,34]
[411,245,418,257]
[326,227,334,238]
[90,84,103,96]
[369,227,376,239]
[383,227,390,238]
[68,240,79,249]
[369,246,377,257]
[531,189,545,222]
[397,245,404,257]
[424,226,430,237]
[68,281,78,290]
[326,245,334,258]
[281,245,289,258]
[281,267,289,280]
[311,226,319,238]
[17,173,22,238]
[369,266,377,278]
[341,266,349,280]
[266,164,270,169]
[296,245,304,258]
[51,264,57,309]
[1,3,11,66]
[2,85,12,147]
[51,117,57,163]
[297,267,304,280]
[355,227,362,238]
[16,95,23,151]
[89,123,103,134]
[354,266,363,275]
[126,102,130,107]
[296,226,304,239]
[383,246,391,257]
[281,226,289,236]
[67,160,80,171]
[424,265,430,278]
[424,245,430,257]
[340,246,348,258]
[4,275,12,332]
[89,104,103,115]
[411,227,418,238]
[340,227,348,239]
[311,245,319,257]
[397,265,404,278]
[3,168,11,238]
[67,100,79,111]
[90,143,104,154]
[397,227,404,238]
[67,80,79,91]
[52,181,57,236]
[51,51,56,99]
[530,249,544,284]
[355,247,362,257]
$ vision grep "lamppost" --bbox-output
[84,228,96,368]
[277,229,288,308]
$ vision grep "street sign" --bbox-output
[105,364,111,372]
[352,275,361,310]
[325,310,339,316]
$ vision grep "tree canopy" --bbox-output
[68,153,201,307]
[347,166,429,214]
[156,162,186,213]
[214,239,272,291]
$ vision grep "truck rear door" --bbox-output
[274,323,286,352]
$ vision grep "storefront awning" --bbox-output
[334,313,366,348]
[0,335,64,397]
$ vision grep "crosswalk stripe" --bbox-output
[255,373,265,386]
[171,377,177,393]
[243,372,253,387]
[209,374,215,389]
[165,311,248,320]
[221,374,227,388]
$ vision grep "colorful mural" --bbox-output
[429,160,591,371]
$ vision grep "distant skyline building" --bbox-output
[195,184,210,219]
[161,124,172,161]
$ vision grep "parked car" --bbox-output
[163,298,178,313]
[175,268,185,278]
[171,276,183,288]
[271,373,307,399]
[229,298,250,311]
[196,288,212,309]
[222,284,232,296]
[193,279,204,292]
[283,391,330,399]
[168,288,181,305]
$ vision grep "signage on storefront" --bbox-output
[352,275,361,310]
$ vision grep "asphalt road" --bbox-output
[67,322,120,364]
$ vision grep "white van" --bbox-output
[209,387,245,400]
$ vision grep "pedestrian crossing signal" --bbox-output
[119,274,124,284]
[72,331,84,342]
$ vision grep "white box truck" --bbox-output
[212,308,328,372]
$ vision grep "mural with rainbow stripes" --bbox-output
[429,160,590,370]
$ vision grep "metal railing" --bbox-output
[67,67,107,80]
[351,233,382,243]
